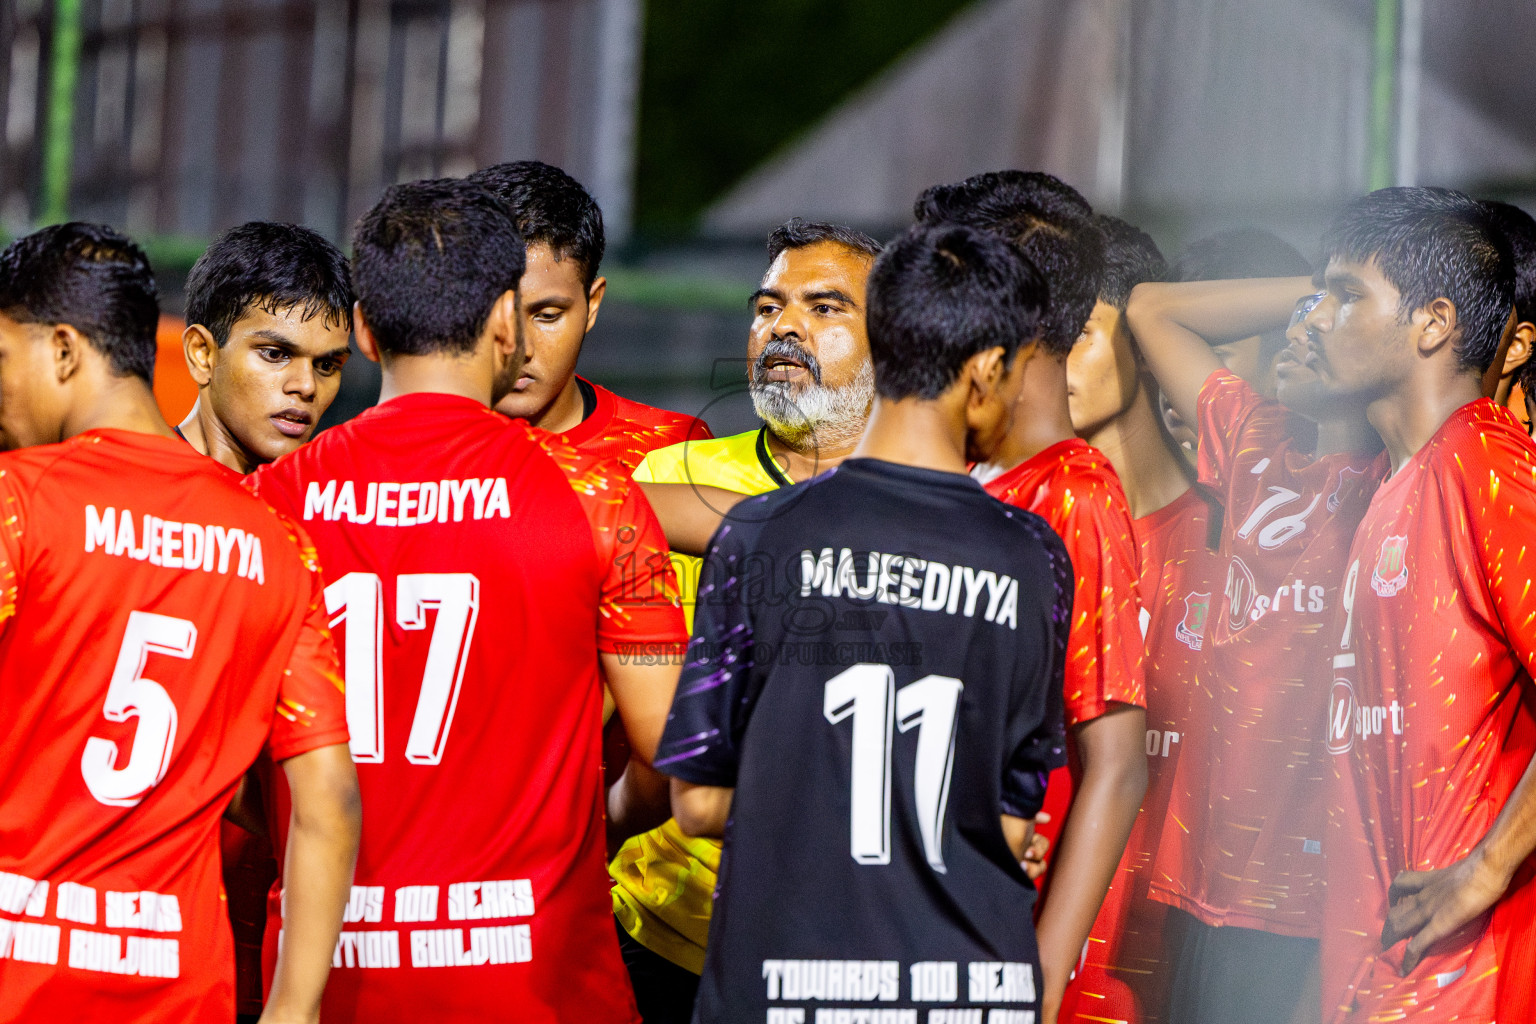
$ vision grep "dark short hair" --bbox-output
[1097,215,1167,309]
[1172,227,1310,283]
[766,218,883,263]
[1322,186,1514,373]
[1481,200,1536,327]
[914,170,1101,356]
[1488,201,1536,400]
[185,222,353,347]
[0,222,159,382]
[468,161,604,287]
[866,222,1047,400]
[351,178,526,357]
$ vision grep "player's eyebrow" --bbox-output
[749,287,787,309]
[524,292,577,308]
[1324,269,1366,292]
[253,328,349,360]
[802,288,859,309]
[251,329,300,351]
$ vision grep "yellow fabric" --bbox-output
[630,429,782,631]
[612,429,781,973]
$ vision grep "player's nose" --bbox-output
[1304,296,1336,333]
[286,361,319,399]
[771,308,808,342]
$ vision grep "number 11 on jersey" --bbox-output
[824,664,963,873]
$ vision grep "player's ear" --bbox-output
[486,289,520,359]
[584,276,607,333]
[353,302,383,364]
[1501,321,1535,380]
[965,345,1007,408]
[51,323,86,383]
[182,324,219,387]
[1414,297,1457,359]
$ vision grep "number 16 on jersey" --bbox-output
[824,663,963,873]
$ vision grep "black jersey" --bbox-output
[656,458,1072,1024]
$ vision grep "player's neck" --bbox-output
[1368,369,1483,473]
[987,356,1075,472]
[529,376,587,434]
[1313,410,1383,461]
[852,396,969,475]
[1084,392,1194,519]
[764,421,865,482]
[64,373,174,442]
[377,354,493,408]
[179,396,260,474]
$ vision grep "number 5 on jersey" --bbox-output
[81,611,197,807]
[824,664,963,873]
[325,572,480,765]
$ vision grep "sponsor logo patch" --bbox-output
[1326,677,1357,755]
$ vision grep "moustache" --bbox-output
[751,339,823,387]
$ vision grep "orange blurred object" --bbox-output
[1510,382,1530,430]
[153,315,198,424]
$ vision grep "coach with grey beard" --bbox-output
[609,217,883,1024]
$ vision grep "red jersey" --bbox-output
[557,377,711,474]
[248,393,686,1024]
[1322,400,1536,1024]
[984,438,1146,853]
[0,430,347,1023]
[1150,370,1386,937]
[1062,485,1225,1024]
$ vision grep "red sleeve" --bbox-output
[0,461,27,639]
[266,519,350,762]
[1057,476,1147,726]
[680,414,713,442]
[1458,408,1536,681]
[1196,368,1298,498]
[590,478,689,653]
[534,431,688,651]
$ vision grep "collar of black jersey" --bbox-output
[754,426,794,488]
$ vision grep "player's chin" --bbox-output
[1274,377,1326,415]
[492,379,545,417]
[254,429,308,463]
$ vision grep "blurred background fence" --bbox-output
[2,0,1535,433]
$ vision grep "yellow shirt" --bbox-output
[611,428,786,972]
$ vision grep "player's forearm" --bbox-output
[1130,277,1314,346]
[1471,747,1536,886]
[671,778,732,838]
[608,754,672,854]
[265,744,361,1024]
[637,481,747,557]
[1033,708,1147,1012]
[601,654,682,764]
[1125,277,1311,424]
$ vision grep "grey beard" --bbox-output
[750,360,874,456]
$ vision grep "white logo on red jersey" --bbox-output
[1223,557,1329,632]
[1327,657,1403,754]
[1327,465,1368,513]
[1370,535,1408,597]
[1176,592,1211,651]
[1326,678,1357,755]
[1224,557,1257,633]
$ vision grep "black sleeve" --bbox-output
[653,518,764,787]
[999,519,1073,819]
